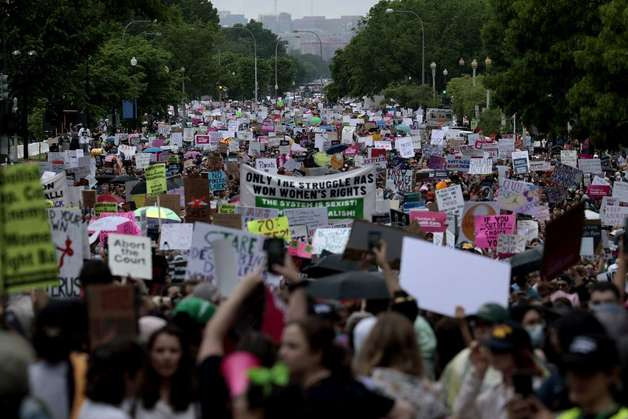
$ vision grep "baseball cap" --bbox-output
[484,322,532,353]
[173,297,215,325]
[563,334,619,373]
[469,303,510,324]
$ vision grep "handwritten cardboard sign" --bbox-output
[474,215,516,249]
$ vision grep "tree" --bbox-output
[446,75,486,120]
[566,0,628,148]
[478,108,502,135]
[382,84,434,108]
[482,0,603,139]
[328,0,489,99]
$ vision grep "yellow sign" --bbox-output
[218,204,236,214]
[0,164,59,293]
[94,202,118,216]
[247,216,291,241]
[145,164,167,196]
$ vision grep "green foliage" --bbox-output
[446,75,486,119]
[478,107,502,135]
[329,0,490,99]
[28,98,47,140]
[382,84,434,108]
[292,52,329,84]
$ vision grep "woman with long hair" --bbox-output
[136,325,198,419]
[354,312,448,419]
[280,316,414,419]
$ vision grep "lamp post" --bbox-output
[471,58,478,86]
[234,27,258,103]
[385,8,425,85]
[293,30,323,85]
[443,68,448,89]
[430,62,437,102]
[484,56,492,109]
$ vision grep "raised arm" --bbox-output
[373,241,401,295]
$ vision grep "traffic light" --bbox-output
[0,74,8,100]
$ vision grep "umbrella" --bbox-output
[97,194,124,203]
[326,144,348,155]
[144,147,162,153]
[303,253,362,278]
[134,206,181,222]
[111,175,138,183]
[307,271,390,300]
[88,215,135,233]
[509,246,544,277]
[309,116,322,126]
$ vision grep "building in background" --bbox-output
[218,11,247,27]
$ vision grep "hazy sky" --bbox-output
[211,0,380,19]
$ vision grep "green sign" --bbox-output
[255,197,364,219]
[95,202,118,216]
[0,164,58,293]
[145,164,167,196]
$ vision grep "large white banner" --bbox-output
[240,165,376,220]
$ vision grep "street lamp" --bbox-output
[443,68,448,93]
[122,19,157,40]
[385,8,425,85]
[232,26,258,102]
[130,56,137,66]
[458,57,465,67]
[471,58,478,86]
[484,56,492,109]
[293,30,323,85]
[430,62,436,101]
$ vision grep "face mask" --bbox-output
[525,323,545,348]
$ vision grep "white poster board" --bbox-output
[108,234,152,280]
[159,223,194,250]
[400,237,511,317]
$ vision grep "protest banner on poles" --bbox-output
[108,234,152,280]
[48,209,85,298]
[240,165,376,220]
[0,164,59,293]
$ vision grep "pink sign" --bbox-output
[287,241,313,259]
[409,211,447,233]
[587,185,611,200]
[474,215,516,248]
[195,134,210,145]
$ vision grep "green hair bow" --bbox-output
[248,363,289,395]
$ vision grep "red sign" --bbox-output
[587,185,611,200]
[409,211,447,233]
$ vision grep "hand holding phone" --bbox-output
[264,238,286,274]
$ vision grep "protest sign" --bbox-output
[159,223,193,250]
[108,234,152,280]
[498,138,515,159]
[186,223,265,282]
[390,209,410,227]
[561,150,578,168]
[208,170,226,192]
[87,285,136,349]
[283,207,329,228]
[587,184,611,200]
[119,145,136,160]
[428,155,447,170]
[497,234,527,256]
[396,137,415,158]
[430,129,445,146]
[184,176,211,223]
[212,213,243,230]
[578,158,602,175]
[469,158,493,175]
[541,203,584,280]
[145,194,181,213]
[82,190,96,209]
[529,160,552,172]
[517,220,539,243]
[474,215,516,248]
[552,164,583,189]
[600,197,628,227]
[95,202,118,216]
[436,184,465,221]
[387,169,414,193]
[0,164,58,293]
[512,151,530,174]
[400,237,510,317]
[409,211,447,233]
[42,171,68,208]
[240,165,376,220]
[343,220,421,269]
[247,216,291,241]
[612,181,628,202]
[145,164,167,196]
[459,202,500,243]
[195,134,210,147]
[256,158,278,174]
[446,155,470,172]
[135,153,152,170]
[235,206,280,226]
[583,221,602,250]
[48,209,84,298]
[498,179,540,215]
[312,228,351,255]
